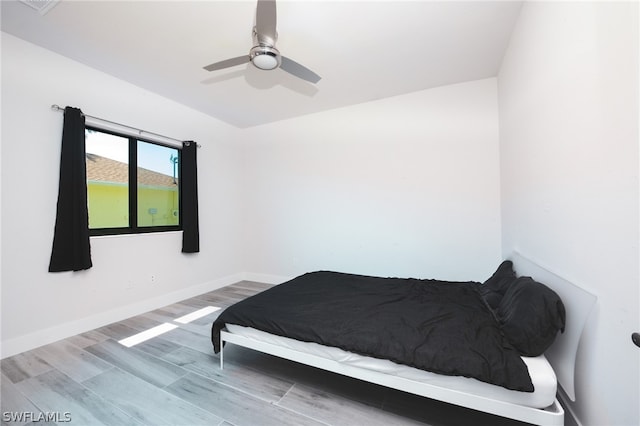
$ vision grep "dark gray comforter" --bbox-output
[211,271,533,392]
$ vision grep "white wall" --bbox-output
[498,2,639,426]
[0,33,245,357]
[240,78,503,282]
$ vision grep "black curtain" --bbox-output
[48,107,92,272]
[181,141,200,253]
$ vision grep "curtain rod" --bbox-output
[50,104,200,148]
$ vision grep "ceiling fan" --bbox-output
[203,0,321,84]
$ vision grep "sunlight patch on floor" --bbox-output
[118,306,221,347]
[174,306,221,324]
[118,323,178,347]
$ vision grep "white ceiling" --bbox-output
[1,0,522,128]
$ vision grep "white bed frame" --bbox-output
[218,252,597,425]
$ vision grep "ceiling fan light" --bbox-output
[253,53,279,70]
[250,45,281,70]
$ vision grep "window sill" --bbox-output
[90,230,183,240]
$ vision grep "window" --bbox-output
[85,127,181,235]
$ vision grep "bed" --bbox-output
[211,252,597,425]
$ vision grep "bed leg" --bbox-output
[220,340,224,370]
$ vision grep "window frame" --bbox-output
[85,125,182,237]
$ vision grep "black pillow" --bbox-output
[497,276,566,356]
[480,260,517,309]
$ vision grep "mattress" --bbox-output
[226,323,558,409]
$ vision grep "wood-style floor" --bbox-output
[1,281,531,426]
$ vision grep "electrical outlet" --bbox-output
[126,280,134,291]
[150,275,156,284]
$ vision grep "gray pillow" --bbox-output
[480,260,517,309]
[497,276,566,356]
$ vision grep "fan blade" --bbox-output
[203,55,250,72]
[280,56,321,84]
[255,0,277,45]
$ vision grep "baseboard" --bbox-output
[0,273,244,359]
[242,272,294,285]
[557,387,583,426]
